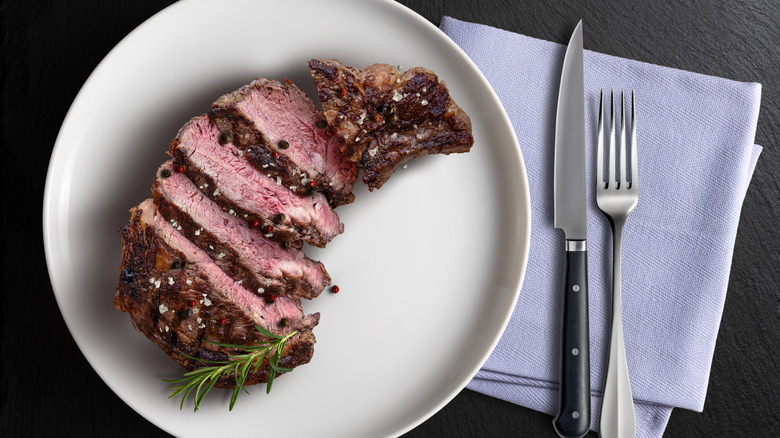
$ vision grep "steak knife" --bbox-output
[551,20,590,438]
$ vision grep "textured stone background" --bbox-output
[2,0,777,436]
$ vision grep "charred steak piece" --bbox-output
[211,78,358,207]
[170,114,343,248]
[114,199,319,388]
[308,59,474,191]
[154,161,331,300]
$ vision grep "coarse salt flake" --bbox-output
[357,112,367,125]
[421,99,428,106]
[203,297,212,306]
[369,147,378,157]
[158,304,168,313]
[186,279,193,285]
[168,277,174,285]
[213,189,220,196]
[392,90,403,102]
[217,253,226,259]
[154,280,161,289]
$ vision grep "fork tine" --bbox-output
[597,90,604,188]
[608,90,616,188]
[619,90,627,189]
[630,90,638,189]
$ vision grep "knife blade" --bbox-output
[551,20,591,438]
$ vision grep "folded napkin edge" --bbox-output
[441,16,763,94]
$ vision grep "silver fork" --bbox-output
[596,90,638,438]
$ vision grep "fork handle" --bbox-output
[553,241,591,438]
[599,223,636,438]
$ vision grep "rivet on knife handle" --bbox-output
[553,240,591,438]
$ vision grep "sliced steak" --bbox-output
[170,114,343,248]
[211,78,358,207]
[308,59,474,190]
[154,161,331,300]
[114,199,319,388]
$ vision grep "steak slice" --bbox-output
[154,161,331,300]
[308,59,474,190]
[211,78,358,207]
[114,199,319,388]
[170,114,343,248]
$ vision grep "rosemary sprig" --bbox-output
[163,325,296,412]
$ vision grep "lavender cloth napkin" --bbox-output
[440,17,762,437]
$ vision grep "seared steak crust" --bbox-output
[212,78,358,207]
[153,161,331,301]
[308,59,474,190]
[170,115,344,248]
[114,201,319,388]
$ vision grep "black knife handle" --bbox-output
[553,242,590,438]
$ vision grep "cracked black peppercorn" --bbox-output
[306,186,317,196]
[161,169,172,178]
[316,120,327,128]
[180,309,193,319]
[171,261,182,269]
[279,318,289,327]
[218,131,233,145]
[281,241,290,249]
[273,213,286,224]
[277,140,290,149]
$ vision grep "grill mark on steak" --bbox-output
[154,162,331,300]
[212,78,357,207]
[308,59,474,191]
[114,200,319,388]
[171,114,344,248]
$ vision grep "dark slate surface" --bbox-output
[2,0,777,436]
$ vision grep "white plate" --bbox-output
[43,0,530,436]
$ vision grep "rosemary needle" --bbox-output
[163,325,296,411]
